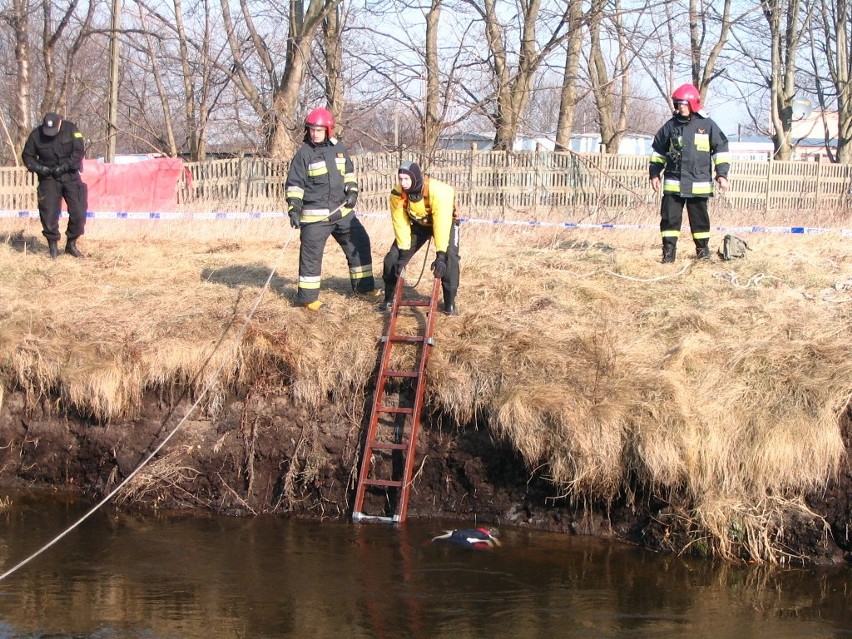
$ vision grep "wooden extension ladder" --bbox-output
[352,275,442,524]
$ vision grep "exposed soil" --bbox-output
[0,386,849,566]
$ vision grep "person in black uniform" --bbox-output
[22,112,88,259]
[285,107,379,311]
[649,84,730,263]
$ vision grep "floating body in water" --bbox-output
[431,527,501,549]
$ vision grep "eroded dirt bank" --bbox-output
[0,388,849,566]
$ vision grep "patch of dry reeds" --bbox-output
[0,208,850,562]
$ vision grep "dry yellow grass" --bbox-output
[0,205,850,562]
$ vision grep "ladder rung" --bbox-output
[364,478,404,488]
[369,441,408,451]
[377,406,414,414]
[398,300,431,307]
[389,335,426,343]
[352,512,400,523]
[383,370,419,378]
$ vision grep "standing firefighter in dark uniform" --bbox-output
[649,84,730,263]
[286,107,379,311]
[381,161,460,315]
[22,112,88,258]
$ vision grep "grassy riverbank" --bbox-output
[0,207,850,563]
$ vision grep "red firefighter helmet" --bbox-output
[304,107,335,137]
[671,83,702,113]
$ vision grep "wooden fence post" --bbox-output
[814,154,821,210]
[468,143,477,216]
[765,158,773,215]
[237,156,248,210]
[534,141,542,218]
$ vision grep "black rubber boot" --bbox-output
[443,292,459,316]
[695,239,711,260]
[65,238,84,258]
[47,240,58,259]
[661,239,677,264]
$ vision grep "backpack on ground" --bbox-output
[718,234,750,260]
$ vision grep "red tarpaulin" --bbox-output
[80,157,187,212]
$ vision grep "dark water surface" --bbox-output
[0,491,850,638]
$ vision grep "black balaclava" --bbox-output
[398,161,424,202]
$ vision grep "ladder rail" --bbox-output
[353,277,405,515]
[394,277,440,521]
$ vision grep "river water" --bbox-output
[0,491,849,638]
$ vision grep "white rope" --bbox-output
[605,260,693,282]
[0,237,291,582]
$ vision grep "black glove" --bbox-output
[344,188,358,209]
[393,249,412,277]
[287,198,302,229]
[34,164,51,178]
[50,165,65,178]
[431,251,447,279]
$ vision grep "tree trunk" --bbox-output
[268,38,312,159]
[323,4,344,134]
[763,0,802,160]
[423,0,442,158]
[829,0,852,163]
[555,0,584,152]
[9,0,30,162]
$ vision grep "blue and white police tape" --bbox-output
[2,209,850,237]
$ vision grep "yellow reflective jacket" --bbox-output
[389,177,455,252]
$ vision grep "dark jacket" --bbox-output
[22,120,86,180]
[285,137,357,224]
[649,114,730,197]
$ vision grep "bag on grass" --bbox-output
[718,234,750,261]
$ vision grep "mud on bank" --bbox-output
[1,386,849,567]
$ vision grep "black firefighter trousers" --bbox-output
[37,175,88,242]
[296,212,376,305]
[660,194,710,249]
[382,220,460,308]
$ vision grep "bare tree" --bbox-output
[752,0,808,158]
[137,8,178,155]
[322,2,343,130]
[341,1,487,157]
[554,0,584,151]
[810,0,852,162]
[587,0,629,153]
[0,0,97,162]
[422,0,442,154]
[465,0,572,150]
[2,0,31,161]
[689,0,734,100]
[221,0,341,159]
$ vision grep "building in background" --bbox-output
[437,132,653,155]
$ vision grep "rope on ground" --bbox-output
[605,260,692,282]
[713,271,783,288]
[0,237,292,583]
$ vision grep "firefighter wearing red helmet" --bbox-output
[649,83,731,263]
[285,107,380,310]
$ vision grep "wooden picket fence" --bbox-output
[2,150,851,216]
[179,150,852,217]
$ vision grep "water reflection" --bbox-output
[0,491,848,638]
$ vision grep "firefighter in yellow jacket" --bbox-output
[381,161,460,315]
